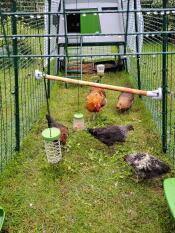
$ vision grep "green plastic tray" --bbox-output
[0,207,5,231]
[163,178,175,220]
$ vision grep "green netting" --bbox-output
[0,0,57,170]
[129,0,175,161]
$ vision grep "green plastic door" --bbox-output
[80,9,101,34]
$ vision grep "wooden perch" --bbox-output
[45,74,162,99]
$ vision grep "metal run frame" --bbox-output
[0,0,175,171]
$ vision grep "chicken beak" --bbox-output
[95,105,101,112]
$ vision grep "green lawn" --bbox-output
[0,72,175,232]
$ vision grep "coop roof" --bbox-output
[65,0,118,4]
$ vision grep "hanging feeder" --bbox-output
[0,206,5,231]
[96,64,105,77]
[73,113,85,131]
[42,127,62,164]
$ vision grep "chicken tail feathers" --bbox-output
[157,161,170,174]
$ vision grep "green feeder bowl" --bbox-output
[0,207,5,231]
[42,127,61,142]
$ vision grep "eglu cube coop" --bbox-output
[0,0,175,171]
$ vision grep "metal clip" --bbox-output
[147,87,162,100]
[35,70,43,80]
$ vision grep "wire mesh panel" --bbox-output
[0,0,58,170]
[122,0,163,133]
[16,1,45,140]
[121,0,144,54]
[0,50,16,170]
[135,4,164,133]
[44,0,59,67]
[0,1,16,170]
[166,0,175,162]
[124,0,175,161]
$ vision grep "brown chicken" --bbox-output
[46,114,69,145]
[116,84,134,112]
[85,86,107,119]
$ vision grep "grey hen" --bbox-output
[124,152,170,181]
[88,125,134,146]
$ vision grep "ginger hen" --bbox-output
[85,86,107,119]
[116,83,134,112]
[46,114,68,145]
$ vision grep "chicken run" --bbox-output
[1,0,175,231]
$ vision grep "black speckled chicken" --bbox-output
[88,124,134,147]
[124,152,170,181]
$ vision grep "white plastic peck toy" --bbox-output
[73,113,85,131]
[42,127,62,163]
[97,64,105,77]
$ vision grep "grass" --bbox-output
[0,72,175,232]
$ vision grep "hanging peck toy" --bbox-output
[42,127,62,163]
[73,113,85,131]
[96,64,105,77]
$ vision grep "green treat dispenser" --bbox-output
[42,127,62,163]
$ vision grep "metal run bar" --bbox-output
[44,75,162,99]
[134,0,141,92]
[1,31,174,38]
[124,0,130,54]
[47,0,51,98]
[0,8,175,16]
[1,51,175,58]
[162,0,168,153]
[11,0,20,152]
[62,0,68,88]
